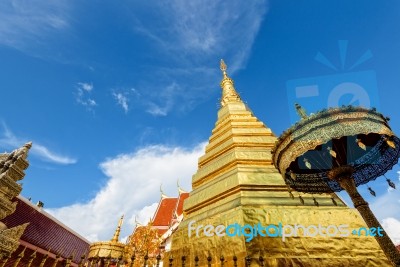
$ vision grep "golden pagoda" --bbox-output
[165,60,391,266]
[88,215,126,266]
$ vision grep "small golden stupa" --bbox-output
[88,216,126,265]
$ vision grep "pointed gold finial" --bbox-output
[220,59,228,79]
[111,215,124,242]
[295,103,308,120]
[177,179,187,194]
[160,184,168,199]
[24,142,32,149]
[134,215,142,227]
[219,59,241,106]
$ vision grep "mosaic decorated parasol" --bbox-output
[272,105,400,266]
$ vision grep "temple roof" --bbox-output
[1,196,90,263]
[152,197,178,227]
[175,192,189,216]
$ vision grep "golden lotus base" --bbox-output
[165,205,391,267]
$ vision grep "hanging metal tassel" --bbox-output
[327,146,337,158]
[313,197,319,207]
[387,178,396,189]
[384,137,396,149]
[299,195,304,204]
[303,158,312,169]
[356,139,366,150]
[368,187,376,197]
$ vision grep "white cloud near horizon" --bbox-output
[0,0,70,50]
[0,122,77,165]
[370,175,400,245]
[47,142,205,242]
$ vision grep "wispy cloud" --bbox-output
[113,91,130,114]
[75,82,97,111]
[0,122,76,165]
[146,83,182,116]
[0,0,70,50]
[125,1,268,116]
[47,142,206,241]
[370,176,400,245]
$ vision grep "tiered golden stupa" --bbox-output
[165,61,391,266]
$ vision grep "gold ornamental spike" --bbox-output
[111,215,124,242]
[295,103,308,120]
[219,59,241,106]
[356,139,366,150]
[303,158,312,169]
[327,146,337,158]
[384,137,396,149]
[220,59,228,78]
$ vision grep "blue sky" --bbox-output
[1,0,400,242]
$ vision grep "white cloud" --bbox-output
[127,1,268,116]
[47,142,206,242]
[0,0,70,50]
[146,83,181,116]
[79,82,93,92]
[113,92,129,113]
[0,122,76,165]
[381,217,400,245]
[75,82,97,110]
[369,181,400,245]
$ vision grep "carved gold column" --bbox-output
[26,250,36,267]
[0,255,10,267]
[328,166,400,266]
[39,253,49,267]
[12,246,26,267]
[51,254,60,267]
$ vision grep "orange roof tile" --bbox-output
[152,197,178,226]
[175,192,189,216]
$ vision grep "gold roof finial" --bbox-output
[219,59,241,106]
[220,59,228,79]
[177,179,187,194]
[160,184,168,199]
[295,103,308,120]
[111,215,124,242]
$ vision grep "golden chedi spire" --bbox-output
[219,59,241,106]
[111,215,124,242]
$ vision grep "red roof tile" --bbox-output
[152,198,178,226]
[1,196,90,264]
[175,193,189,216]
